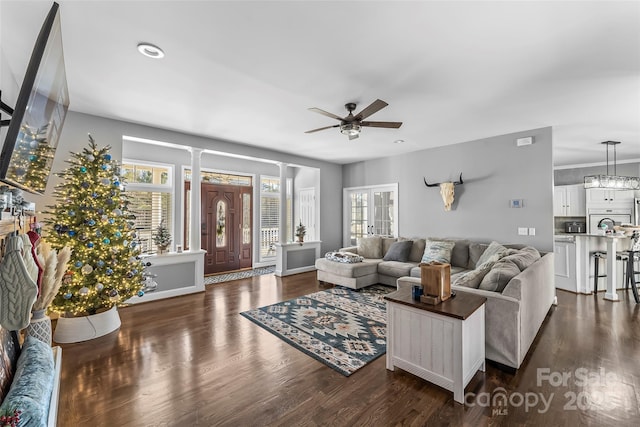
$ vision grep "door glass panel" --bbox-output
[242,193,251,244]
[185,187,190,249]
[216,200,226,246]
[373,190,394,236]
[349,192,368,245]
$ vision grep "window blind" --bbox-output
[127,191,172,253]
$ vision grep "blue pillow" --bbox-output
[0,336,54,427]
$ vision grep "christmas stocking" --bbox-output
[26,231,44,295]
[0,235,38,331]
[20,234,40,286]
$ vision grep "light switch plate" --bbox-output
[518,227,528,236]
[516,136,534,146]
[528,227,536,236]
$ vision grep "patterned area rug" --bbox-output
[240,285,394,376]
[204,266,275,285]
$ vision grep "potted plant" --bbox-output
[295,221,306,244]
[153,220,172,254]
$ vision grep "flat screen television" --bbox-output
[0,2,68,194]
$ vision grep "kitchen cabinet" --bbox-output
[554,184,586,216]
[586,188,635,205]
[554,239,578,292]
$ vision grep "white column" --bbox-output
[189,148,203,252]
[604,237,620,301]
[278,162,288,244]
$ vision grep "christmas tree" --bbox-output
[152,220,171,252]
[5,123,55,193]
[45,135,145,316]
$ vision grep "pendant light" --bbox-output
[584,141,640,190]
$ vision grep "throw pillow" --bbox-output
[382,238,398,257]
[357,236,383,259]
[421,239,456,264]
[325,251,364,263]
[453,261,495,288]
[475,241,508,269]
[408,238,426,262]
[383,240,413,262]
[502,246,541,271]
[429,238,470,268]
[479,259,520,292]
[449,239,470,268]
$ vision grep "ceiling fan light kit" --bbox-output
[340,123,361,137]
[583,141,640,190]
[306,99,402,140]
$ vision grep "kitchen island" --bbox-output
[554,233,632,300]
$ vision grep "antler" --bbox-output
[423,177,440,187]
[453,173,463,185]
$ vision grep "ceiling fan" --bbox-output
[305,99,402,140]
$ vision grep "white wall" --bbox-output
[342,127,554,251]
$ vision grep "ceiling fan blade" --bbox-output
[348,133,359,141]
[304,124,340,134]
[360,121,403,128]
[308,107,344,121]
[355,99,388,120]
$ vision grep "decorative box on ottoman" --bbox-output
[420,262,451,304]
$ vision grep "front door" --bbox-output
[200,183,252,274]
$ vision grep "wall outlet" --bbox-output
[528,227,536,236]
[518,227,528,236]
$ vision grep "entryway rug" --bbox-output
[204,265,275,285]
[240,285,394,376]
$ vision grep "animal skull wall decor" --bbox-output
[424,173,464,211]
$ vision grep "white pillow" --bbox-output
[421,239,455,264]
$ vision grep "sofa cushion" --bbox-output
[378,261,416,277]
[383,240,413,262]
[357,236,383,259]
[315,258,380,277]
[421,239,455,264]
[453,261,495,288]
[467,243,488,269]
[479,258,521,292]
[502,246,541,271]
[408,238,426,263]
[476,241,508,268]
[382,237,398,257]
[447,238,470,268]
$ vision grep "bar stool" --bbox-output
[591,251,632,293]
[622,250,640,303]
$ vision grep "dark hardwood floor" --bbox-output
[55,272,639,426]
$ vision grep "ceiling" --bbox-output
[1,1,639,166]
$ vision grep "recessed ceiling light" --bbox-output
[137,43,165,59]
[394,139,404,144]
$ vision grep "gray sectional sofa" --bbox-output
[315,236,556,369]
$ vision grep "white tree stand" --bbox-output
[53,306,121,343]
